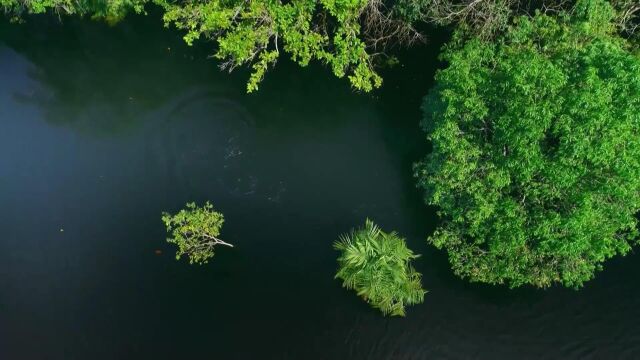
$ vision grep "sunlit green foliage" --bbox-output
[162,201,232,265]
[157,0,382,92]
[334,219,425,316]
[2,0,410,92]
[416,0,640,288]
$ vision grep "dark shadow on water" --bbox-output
[0,10,246,135]
[1,10,375,138]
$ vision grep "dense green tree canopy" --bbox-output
[334,220,425,316]
[162,202,232,264]
[416,0,640,288]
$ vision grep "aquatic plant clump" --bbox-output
[334,219,426,316]
[162,201,232,264]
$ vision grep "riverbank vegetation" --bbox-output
[2,0,422,92]
[416,0,640,288]
[4,1,637,92]
[334,220,425,316]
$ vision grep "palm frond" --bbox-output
[334,220,427,316]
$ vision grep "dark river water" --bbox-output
[1,12,640,360]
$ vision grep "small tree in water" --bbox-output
[334,220,426,316]
[162,202,232,265]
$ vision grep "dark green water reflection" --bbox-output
[1,13,639,360]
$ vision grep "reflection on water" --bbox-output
[1,13,245,135]
[2,12,640,360]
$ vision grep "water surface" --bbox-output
[1,13,640,360]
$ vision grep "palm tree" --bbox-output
[334,219,426,316]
